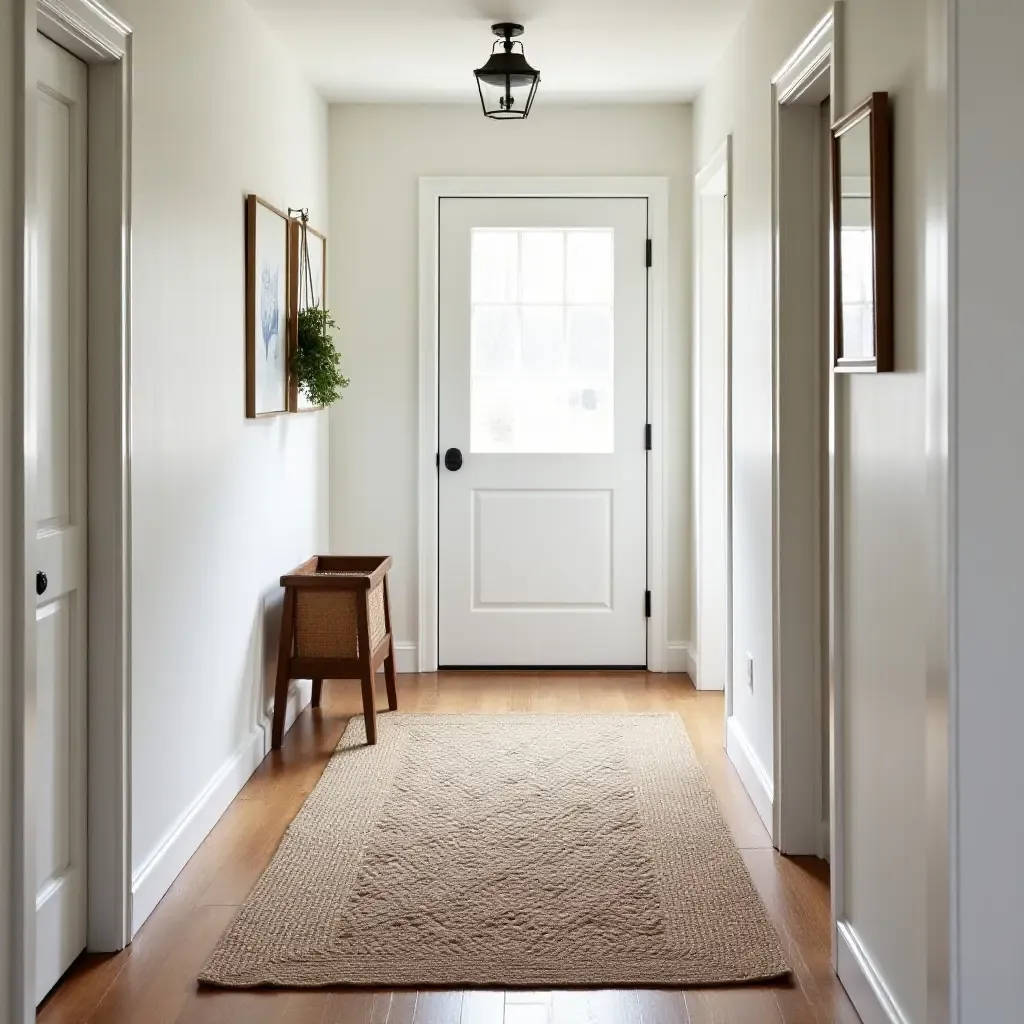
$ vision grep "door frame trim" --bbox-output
[417,177,670,673]
[770,6,837,862]
[693,137,733,698]
[9,1,133,1015]
[771,0,844,960]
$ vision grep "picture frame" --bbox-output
[245,195,291,418]
[288,220,328,413]
[830,92,893,373]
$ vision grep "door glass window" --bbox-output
[470,228,615,453]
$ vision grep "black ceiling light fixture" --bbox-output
[474,23,540,120]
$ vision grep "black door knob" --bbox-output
[36,571,48,597]
[444,448,463,472]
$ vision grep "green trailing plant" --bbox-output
[292,305,349,408]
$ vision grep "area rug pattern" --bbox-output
[200,713,788,988]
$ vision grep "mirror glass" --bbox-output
[837,116,874,360]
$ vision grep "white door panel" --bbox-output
[34,32,89,1003]
[439,197,648,666]
[473,489,613,608]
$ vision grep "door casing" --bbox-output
[771,0,842,972]
[693,137,733,699]
[418,177,669,674]
[8,1,133,1019]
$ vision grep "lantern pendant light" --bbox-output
[474,23,540,120]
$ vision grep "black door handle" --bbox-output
[444,448,463,472]
[36,571,48,597]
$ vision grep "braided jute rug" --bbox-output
[200,713,788,989]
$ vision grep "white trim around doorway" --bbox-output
[9,2,133,1018]
[417,176,670,674]
[693,137,733,698]
[770,9,906,1024]
[770,4,836,861]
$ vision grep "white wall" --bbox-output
[104,0,329,929]
[696,1,928,1021]
[326,103,693,661]
[954,2,1024,1018]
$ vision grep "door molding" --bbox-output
[771,0,851,985]
[693,137,733,697]
[417,177,670,673]
[9,2,133,1017]
[771,5,836,861]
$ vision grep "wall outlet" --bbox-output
[746,654,754,691]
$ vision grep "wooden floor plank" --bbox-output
[413,990,465,1024]
[379,992,420,1024]
[504,1003,551,1024]
[38,673,860,1024]
[634,989,691,1024]
[320,991,378,1024]
[462,990,505,1024]
[683,989,785,1024]
[551,990,642,1024]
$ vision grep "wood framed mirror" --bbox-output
[831,92,893,373]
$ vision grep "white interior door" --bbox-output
[34,31,89,1003]
[438,197,649,666]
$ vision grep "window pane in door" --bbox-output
[567,230,614,303]
[472,231,519,302]
[521,231,565,303]
[470,227,615,454]
[521,306,565,373]
[568,306,613,374]
[472,305,519,374]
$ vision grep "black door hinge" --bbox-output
[645,590,652,618]
[436,452,440,470]
[646,238,653,268]
[645,423,652,451]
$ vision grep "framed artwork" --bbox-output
[830,92,893,373]
[288,220,328,412]
[246,195,290,417]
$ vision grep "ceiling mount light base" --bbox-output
[491,23,524,39]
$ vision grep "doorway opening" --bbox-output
[417,178,669,674]
[769,0,842,989]
[771,12,833,862]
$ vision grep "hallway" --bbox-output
[39,674,858,1024]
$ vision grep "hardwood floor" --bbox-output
[38,673,860,1024]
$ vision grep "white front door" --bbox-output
[438,197,649,666]
[34,32,89,1003]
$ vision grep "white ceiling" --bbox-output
[246,0,751,103]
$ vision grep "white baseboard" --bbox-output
[725,714,774,833]
[820,816,832,862]
[130,682,312,936]
[130,727,264,934]
[394,641,418,674]
[836,921,910,1024]
[665,641,697,680]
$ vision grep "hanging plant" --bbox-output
[294,305,349,407]
[290,210,349,408]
